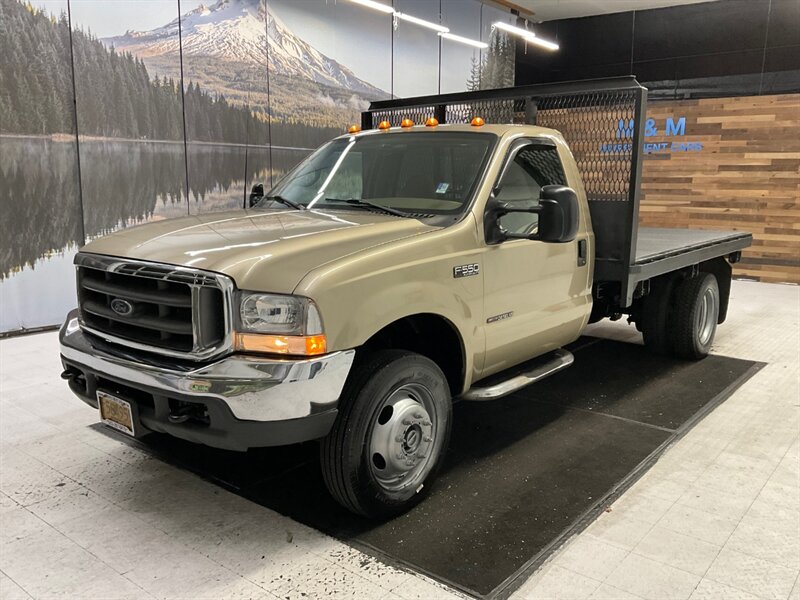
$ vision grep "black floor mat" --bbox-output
[115,338,762,598]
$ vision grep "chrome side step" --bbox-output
[460,349,574,401]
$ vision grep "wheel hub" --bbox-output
[697,286,718,345]
[369,387,436,491]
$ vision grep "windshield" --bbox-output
[260,131,495,216]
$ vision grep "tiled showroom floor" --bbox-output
[1,280,798,600]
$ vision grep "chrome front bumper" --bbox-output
[59,310,355,423]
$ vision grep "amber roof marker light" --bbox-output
[348,124,361,134]
[400,118,415,128]
[471,116,485,127]
[378,120,391,130]
[425,117,439,127]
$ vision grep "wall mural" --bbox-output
[0,0,516,334]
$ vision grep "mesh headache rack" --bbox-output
[361,76,648,307]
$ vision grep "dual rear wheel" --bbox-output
[641,272,720,360]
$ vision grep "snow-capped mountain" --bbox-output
[102,0,384,97]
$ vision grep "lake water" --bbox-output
[0,137,310,333]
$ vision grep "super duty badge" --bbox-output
[453,263,480,278]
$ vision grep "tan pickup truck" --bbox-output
[59,78,751,517]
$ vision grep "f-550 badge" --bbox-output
[453,263,480,278]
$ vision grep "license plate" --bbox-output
[97,391,135,436]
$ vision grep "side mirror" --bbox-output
[536,185,579,243]
[484,184,579,244]
[249,183,264,208]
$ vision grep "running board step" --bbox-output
[460,349,574,401]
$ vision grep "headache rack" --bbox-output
[361,76,648,307]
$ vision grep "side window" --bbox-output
[495,144,567,235]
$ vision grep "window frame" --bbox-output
[491,136,564,195]
[486,136,568,242]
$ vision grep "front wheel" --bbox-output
[320,350,452,518]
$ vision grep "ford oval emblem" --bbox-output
[110,298,134,316]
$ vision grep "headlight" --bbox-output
[235,292,326,356]
[239,293,322,335]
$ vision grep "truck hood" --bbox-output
[82,208,438,293]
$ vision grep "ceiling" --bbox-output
[503,0,720,22]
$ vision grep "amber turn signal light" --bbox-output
[400,118,414,128]
[378,120,391,130]
[348,124,361,134]
[234,333,327,356]
[425,117,439,127]
[470,116,485,127]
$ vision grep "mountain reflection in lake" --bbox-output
[1,137,309,333]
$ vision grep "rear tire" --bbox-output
[320,350,452,519]
[641,276,677,355]
[670,273,719,360]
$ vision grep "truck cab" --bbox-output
[60,77,751,518]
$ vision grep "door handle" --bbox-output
[577,239,587,267]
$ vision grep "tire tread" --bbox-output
[641,276,675,355]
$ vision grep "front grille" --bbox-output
[76,254,231,359]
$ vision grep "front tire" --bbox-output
[320,350,452,518]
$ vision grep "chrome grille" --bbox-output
[75,254,233,360]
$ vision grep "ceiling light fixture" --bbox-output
[395,12,449,33]
[438,31,488,49]
[347,0,394,14]
[492,21,559,51]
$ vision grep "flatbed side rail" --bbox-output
[362,76,648,307]
[630,233,752,281]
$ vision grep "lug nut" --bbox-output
[402,418,411,425]
[414,412,423,419]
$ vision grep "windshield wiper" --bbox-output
[264,195,305,210]
[322,198,411,218]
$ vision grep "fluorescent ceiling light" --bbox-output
[395,12,449,33]
[527,36,559,51]
[439,32,488,49]
[347,0,394,14]
[492,21,559,51]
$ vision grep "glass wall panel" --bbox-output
[479,4,516,89]
[0,0,83,332]
[265,0,391,183]
[179,0,271,213]
[70,0,189,244]
[440,0,481,93]
[393,0,441,97]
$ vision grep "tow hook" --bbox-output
[61,368,88,397]
[168,401,210,426]
[168,405,192,424]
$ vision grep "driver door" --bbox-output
[480,140,588,377]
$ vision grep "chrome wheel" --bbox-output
[696,285,718,345]
[368,383,439,493]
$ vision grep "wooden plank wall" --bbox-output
[639,93,800,284]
